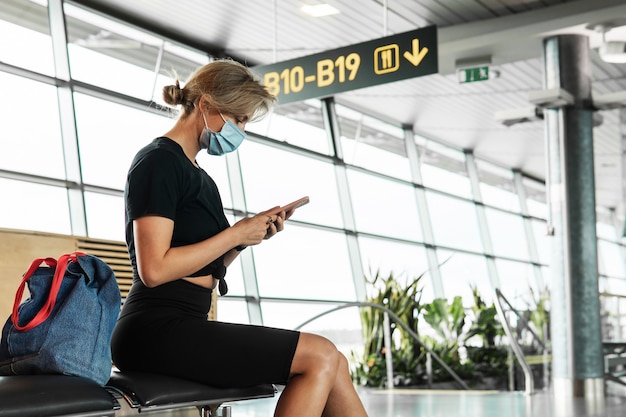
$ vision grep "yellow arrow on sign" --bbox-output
[403,38,428,66]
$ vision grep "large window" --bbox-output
[475,160,520,212]
[337,104,410,180]
[426,191,482,252]
[357,236,429,283]
[598,239,626,279]
[261,301,364,356]
[84,191,124,241]
[530,218,551,265]
[522,177,548,219]
[74,93,172,190]
[238,140,343,228]
[0,0,54,76]
[347,169,422,241]
[1,0,625,341]
[254,225,356,301]
[495,259,538,309]
[418,137,471,198]
[485,207,529,261]
[247,100,330,155]
[0,178,71,234]
[0,73,65,178]
[65,3,207,102]
[197,153,233,210]
[437,250,490,305]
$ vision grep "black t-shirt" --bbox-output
[121,137,230,318]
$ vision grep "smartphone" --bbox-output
[271,196,310,214]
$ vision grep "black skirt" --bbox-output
[111,284,300,387]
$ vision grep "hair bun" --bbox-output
[163,80,185,106]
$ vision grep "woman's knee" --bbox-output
[291,332,341,375]
[336,349,349,371]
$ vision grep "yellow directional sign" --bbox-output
[253,26,437,104]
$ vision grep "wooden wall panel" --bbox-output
[0,228,76,324]
[0,228,217,324]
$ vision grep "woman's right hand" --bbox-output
[232,207,282,247]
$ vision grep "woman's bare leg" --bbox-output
[274,332,368,417]
[321,353,368,417]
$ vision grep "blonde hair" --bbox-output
[162,59,275,121]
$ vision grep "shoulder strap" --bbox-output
[11,252,85,331]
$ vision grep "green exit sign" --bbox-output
[458,66,489,83]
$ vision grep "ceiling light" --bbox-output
[594,90,626,110]
[301,4,340,17]
[590,22,626,64]
[528,88,574,109]
[494,106,543,127]
[599,41,626,63]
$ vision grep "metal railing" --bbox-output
[294,301,470,390]
[493,288,551,395]
[600,292,626,341]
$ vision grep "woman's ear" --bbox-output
[198,95,214,114]
[196,96,206,113]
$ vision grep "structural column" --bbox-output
[543,34,604,398]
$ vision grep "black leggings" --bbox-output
[111,310,300,387]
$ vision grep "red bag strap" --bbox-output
[11,252,85,331]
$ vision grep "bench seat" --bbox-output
[0,375,115,417]
[106,371,276,415]
[0,372,275,416]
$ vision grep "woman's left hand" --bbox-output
[264,210,286,239]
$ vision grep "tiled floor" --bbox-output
[132,386,626,417]
[229,388,626,417]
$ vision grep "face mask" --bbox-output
[200,112,246,155]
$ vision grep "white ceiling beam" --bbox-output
[437,0,626,74]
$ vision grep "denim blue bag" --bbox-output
[0,252,121,386]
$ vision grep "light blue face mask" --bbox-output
[200,112,246,155]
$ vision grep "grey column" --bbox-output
[543,35,604,398]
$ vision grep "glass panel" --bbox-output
[0,73,65,178]
[523,177,547,219]
[475,159,520,212]
[437,250,491,306]
[65,4,207,100]
[248,100,330,155]
[0,0,54,76]
[74,93,172,190]
[261,301,363,356]
[84,192,124,241]
[598,240,626,279]
[336,104,410,180]
[495,259,538,310]
[485,207,529,261]
[596,208,618,240]
[0,178,70,234]
[417,137,471,197]
[426,191,482,252]
[600,292,626,341]
[601,278,626,296]
[531,218,551,265]
[215,299,250,324]
[540,266,552,295]
[254,225,355,301]
[358,236,429,284]
[197,153,232,210]
[238,140,342,228]
[541,265,551,293]
[347,169,422,241]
